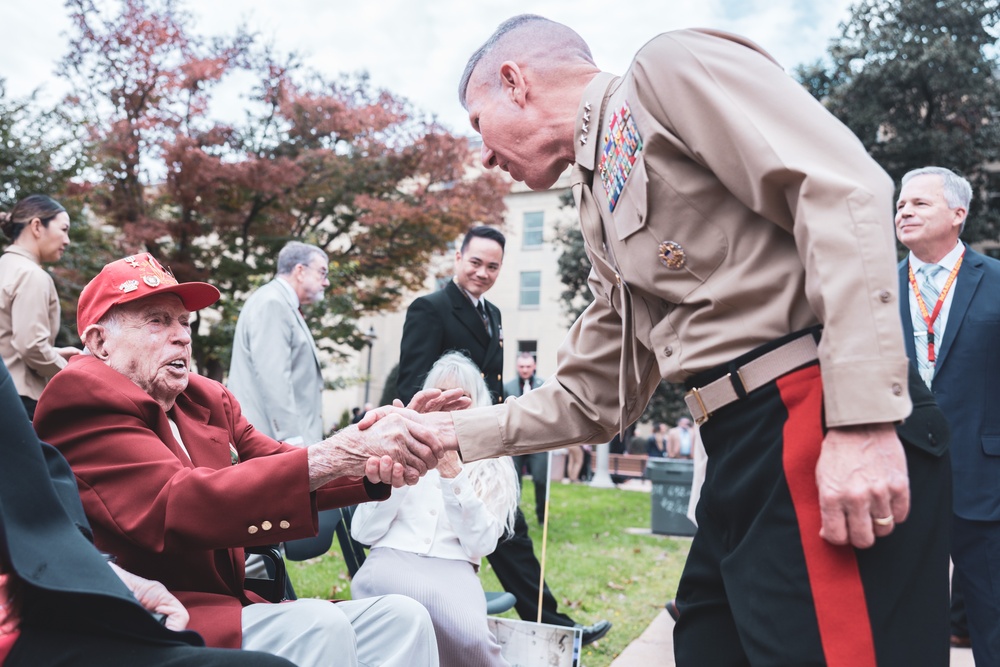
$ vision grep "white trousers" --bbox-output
[242,596,439,667]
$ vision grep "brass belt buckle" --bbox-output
[686,386,711,425]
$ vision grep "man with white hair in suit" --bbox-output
[229,241,330,446]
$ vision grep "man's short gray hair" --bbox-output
[458,14,593,110]
[901,167,973,211]
[277,242,327,276]
[96,305,125,336]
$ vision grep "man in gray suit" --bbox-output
[229,242,329,446]
[503,352,549,524]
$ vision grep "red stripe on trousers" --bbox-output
[777,365,877,667]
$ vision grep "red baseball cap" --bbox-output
[77,253,221,335]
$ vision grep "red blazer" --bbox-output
[34,355,387,648]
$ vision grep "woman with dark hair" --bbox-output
[0,194,80,417]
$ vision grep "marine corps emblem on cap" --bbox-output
[658,241,686,270]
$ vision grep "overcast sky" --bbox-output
[4,0,856,136]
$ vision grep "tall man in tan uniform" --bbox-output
[365,14,952,666]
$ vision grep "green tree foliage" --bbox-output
[552,193,689,427]
[798,0,1000,243]
[0,80,122,346]
[553,192,593,323]
[0,82,84,211]
[59,0,509,379]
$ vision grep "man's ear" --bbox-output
[81,325,110,360]
[953,207,968,232]
[499,62,527,107]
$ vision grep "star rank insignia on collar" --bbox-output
[580,102,592,145]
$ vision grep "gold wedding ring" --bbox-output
[873,515,894,527]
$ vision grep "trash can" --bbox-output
[646,459,697,536]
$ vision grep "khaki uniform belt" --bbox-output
[684,334,819,425]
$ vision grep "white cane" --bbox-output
[536,449,553,623]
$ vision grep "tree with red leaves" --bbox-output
[59,0,508,378]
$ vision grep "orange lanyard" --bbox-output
[908,252,964,364]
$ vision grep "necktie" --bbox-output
[914,264,944,387]
[476,300,490,334]
[522,379,531,396]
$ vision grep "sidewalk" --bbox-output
[610,610,976,667]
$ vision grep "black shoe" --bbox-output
[576,619,612,645]
[665,599,680,622]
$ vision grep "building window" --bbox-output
[520,271,541,308]
[523,211,544,248]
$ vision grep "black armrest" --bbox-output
[244,544,287,603]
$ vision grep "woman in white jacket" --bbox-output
[351,351,519,667]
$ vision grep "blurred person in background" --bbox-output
[0,195,81,418]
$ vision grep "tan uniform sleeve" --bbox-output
[10,268,65,380]
[455,269,661,462]
[630,32,910,426]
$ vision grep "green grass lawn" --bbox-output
[289,480,692,667]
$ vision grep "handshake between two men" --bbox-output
[307,388,467,490]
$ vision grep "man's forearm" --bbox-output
[307,434,360,490]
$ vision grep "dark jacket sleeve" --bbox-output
[397,296,446,404]
[42,442,94,542]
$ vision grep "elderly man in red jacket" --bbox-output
[34,253,458,667]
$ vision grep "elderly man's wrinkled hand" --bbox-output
[356,404,409,431]
[357,412,444,476]
[309,411,443,490]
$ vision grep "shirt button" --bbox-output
[247,525,258,535]
[279,521,290,529]
[891,383,902,396]
[878,289,891,303]
[453,486,462,495]
[424,537,431,545]
[429,509,437,516]
[261,521,272,531]
[664,346,673,357]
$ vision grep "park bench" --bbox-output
[594,453,649,479]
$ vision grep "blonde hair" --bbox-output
[423,351,519,534]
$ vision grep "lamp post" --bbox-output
[362,326,377,405]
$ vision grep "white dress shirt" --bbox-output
[351,467,504,565]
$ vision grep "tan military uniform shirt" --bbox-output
[455,29,910,461]
[0,245,66,399]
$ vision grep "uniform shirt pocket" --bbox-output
[612,157,649,241]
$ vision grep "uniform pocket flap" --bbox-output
[981,435,1000,457]
[612,157,648,241]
